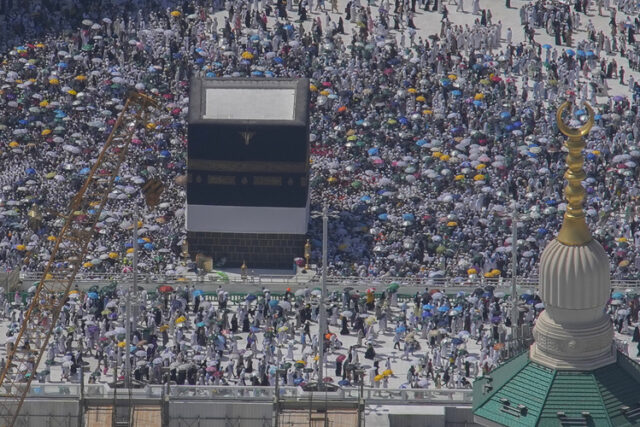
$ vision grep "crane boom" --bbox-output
[0,92,158,427]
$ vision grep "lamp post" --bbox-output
[318,204,328,389]
[304,239,311,270]
[511,205,519,351]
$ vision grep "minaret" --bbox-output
[528,101,615,370]
[474,102,640,427]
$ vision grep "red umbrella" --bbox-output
[158,285,174,293]
[323,377,334,383]
[336,354,346,363]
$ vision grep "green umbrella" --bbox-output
[351,180,362,189]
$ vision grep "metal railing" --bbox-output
[21,382,473,405]
[18,271,640,290]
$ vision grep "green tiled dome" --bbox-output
[473,351,640,427]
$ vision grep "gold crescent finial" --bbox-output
[555,101,595,246]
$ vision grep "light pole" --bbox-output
[124,214,138,389]
[510,205,519,351]
[318,204,328,389]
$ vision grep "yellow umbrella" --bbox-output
[41,129,51,136]
[108,252,119,259]
[327,177,338,184]
[67,89,77,96]
[296,360,306,365]
[423,109,433,115]
[476,164,486,170]
[45,273,53,280]
[159,325,169,332]
[35,43,45,48]
[9,141,19,148]
[617,237,628,243]
[15,245,26,251]
[309,84,318,91]
[142,237,151,243]
[319,90,330,96]
[47,236,56,241]
[74,75,87,81]
[382,369,393,377]
[440,154,451,161]
[39,100,49,107]
[467,268,477,275]
[416,95,426,102]
[69,290,79,295]
[146,122,156,130]
[49,78,59,85]
[175,316,186,324]
[592,150,600,156]
[82,262,93,268]
[374,374,384,382]
[474,93,484,100]
[241,51,254,60]
[118,341,126,348]
[126,248,134,254]
[387,119,397,125]
[454,174,464,181]
[447,221,458,227]
[473,174,485,181]
[491,269,501,275]
[170,10,181,16]
[448,74,457,80]
[407,88,417,93]
[432,152,442,159]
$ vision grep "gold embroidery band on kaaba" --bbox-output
[188,159,307,174]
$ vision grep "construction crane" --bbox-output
[0,91,158,427]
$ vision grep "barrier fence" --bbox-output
[24,382,473,405]
[18,271,640,291]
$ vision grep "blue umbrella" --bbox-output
[395,325,406,333]
[612,292,624,299]
[398,116,409,125]
[274,57,283,64]
[79,167,90,175]
[402,213,415,221]
[268,299,279,307]
[25,168,36,175]
[542,44,552,49]
[438,306,449,312]
[378,213,388,221]
[575,109,586,116]
[57,62,68,68]
[250,326,260,333]
[500,111,511,119]
[473,100,483,106]
[566,49,575,56]
[416,139,427,146]
[454,305,463,311]
[576,50,586,57]
[338,379,350,386]
[294,378,305,385]
[160,150,171,158]
[193,290,204,297]
[360,195,371,202]
[355,119,364,125]
[512,121,522,128]
[205,72,215,78]
[594,114,602,120]
[452,338,463,345]
[422,311,433,317]
[246,294,257,302]
[251,70,264,76]
[196,321,206,327]
[451,89,462,96]
[137,238,146,244]
[368,148,379,156]
[423,304,433,310]
[87,292,99,299]
[143,243,154,250]
[586,51,595,57]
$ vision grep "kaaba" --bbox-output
[186,78,310,269]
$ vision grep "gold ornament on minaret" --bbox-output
[555,101,595,246]
[304,239,311,269]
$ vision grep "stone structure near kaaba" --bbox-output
[186,78,310,268]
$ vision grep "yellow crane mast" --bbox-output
[0,91,158,427]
